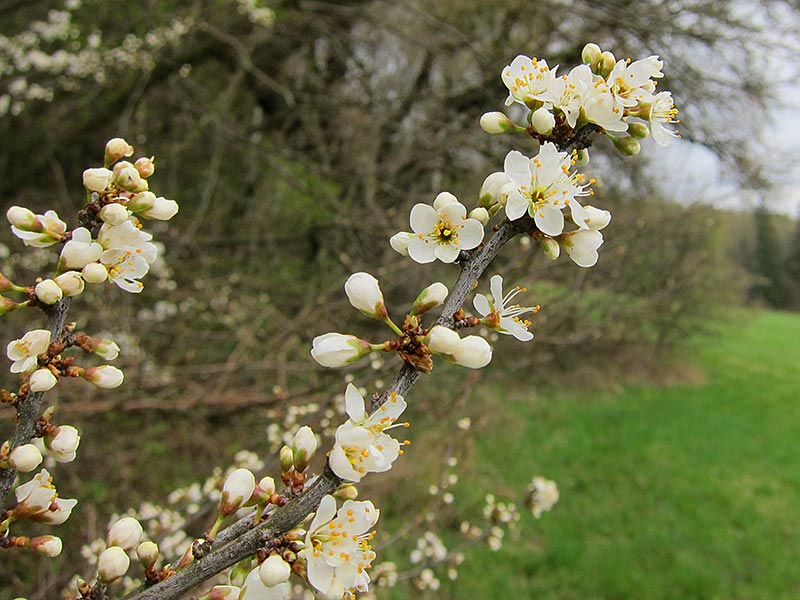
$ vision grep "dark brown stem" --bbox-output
[0,297,72,508]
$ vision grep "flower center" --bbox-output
[433,219,458,244]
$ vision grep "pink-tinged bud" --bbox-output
[31,535,63,557]
[105,138,134,166]
[6,206,36,229]
[206,585,241,600]
[389,232,411,256]
[411,282,448,316]
[530,107,555,135]
[539,235,560,261]
[136,540,159,569]
[258,554,291,587]
[0,295,23,316]
[468,207,490,226]
[34,279,63,305]
[344,272,387,320]
[134,156,155,178]
[140,196,178,221]
[29,368,57,393]
[9,444,43,472]
[107,516,143,550]
[451,336,492,369]
[479,111,524,134]
[47,425,80,463]
[291,426,317,472]
[220,468,256,516]
[310,333,373,368]
[83,168,113,193]
[112,162,148,193]
[54,271,85,297]
[99,203,129,225]
[426,325,461,355]
[82,262,108,284]
[82,365,124,389]
[97,546,130,584]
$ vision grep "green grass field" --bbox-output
[431,311,800,599]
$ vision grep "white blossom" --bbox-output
[9,209,67,248]
[528,477,559,518]
[83,168,113,192]
[34,279,63,304]
[450,335,492,369]
[47,425,80,462]
[7,329,50,373]
[473,275,537,341]
[503,144,592,235]
[311,333,373,368]
[562,229,604,268]
[607,55,663,107]
[240,566,290,600]
[299,495,379,597]
[646,91,680,146]
[501,55,557,108]
[29,368,57,392]
[404,193,483,264]
[59,227,103,270]
[329,384,407,482]
[54,271,85,296]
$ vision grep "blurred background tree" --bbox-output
[1,0,798,598]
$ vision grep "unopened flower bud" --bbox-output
[136,540,159,568]
[94,339,120,361]
[411,282,448,316]
[83,168,113,193]
[82,262,108,284]
[97,546,130,584]
[310,333,373,368]
[334,483,358,501]
[54,271,85,297]
[9,444,43,472]
[258,555,291,587]
[344,272,387,320]
[140,196,178,221]
[468,207,490,226]
[107,516,143,550]
[112,162,148,193]
[47,425,80,462]
[478,172,511,209]
[29,368,57,392]
[6,206,36,229]
[134,156,155,178]
[530,107,555,135]
[82,365,124,389]
[581,43,602,68]
[104,138,134,166]
[291,426,317,472]
[34,279,62,305]
[279,445,293,473]
[609,134,641,156]
[220,468,256,516]
[257,476,275,497]
[127,191,156,213]
[206,586,241,600]
[426,325,461,355]
[479,111,524,134]
[452,336,492,369]
[539,236,560,260]
[627,121,650,139]
[99,203,129,225]
[389,232,411,256]
[599,51,616,78]
[30,535,62,557]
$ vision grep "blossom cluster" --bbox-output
[481,44,679,149]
